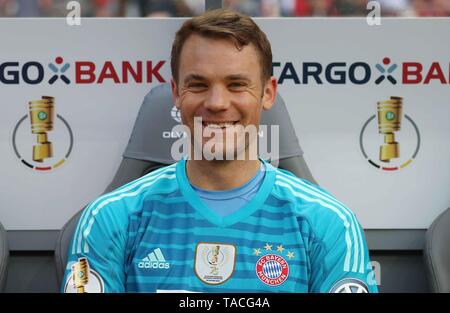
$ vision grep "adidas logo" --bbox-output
[138,248,170,269]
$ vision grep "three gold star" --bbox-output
[254,243,294,260]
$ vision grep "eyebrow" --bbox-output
[225,74,251,83]
[183,73,252,84]
[183,74,206,84]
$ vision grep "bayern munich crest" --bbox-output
[254,242,292,286]
[254,243,294,286]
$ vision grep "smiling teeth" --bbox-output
[204,122,235,129]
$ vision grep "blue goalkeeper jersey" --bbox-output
[62,159,378,293]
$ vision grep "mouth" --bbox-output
[201,121,239,129]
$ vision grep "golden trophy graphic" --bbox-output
[72,258,89,293]
[28,96,55,162]
[377,96,403,162]
[209,245,220,275]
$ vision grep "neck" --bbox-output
[186,158,261,191]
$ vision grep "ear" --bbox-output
[262,76,277,111]
[171,78,181,109]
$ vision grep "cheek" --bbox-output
[232,95,262,120]
[179,93,204,121]
[182,92,205,103]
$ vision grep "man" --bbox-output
[63,9,377,293]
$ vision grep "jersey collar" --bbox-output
[176,158,276,227]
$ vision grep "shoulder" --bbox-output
[270,166,359,240]
[74,162,180,253]
[128,162,179,198]
[83,162,179,222]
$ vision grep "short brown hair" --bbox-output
[170,8,272,84]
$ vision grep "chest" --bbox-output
[124,212,310,292]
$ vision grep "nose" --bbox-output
[203,85,231,111]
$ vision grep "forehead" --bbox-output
[178,34,261,80]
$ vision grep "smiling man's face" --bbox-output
[171,34,276,160]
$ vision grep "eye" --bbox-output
[229,82,246,89]
[188,82,207,89]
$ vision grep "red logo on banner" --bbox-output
[255,254,289,286]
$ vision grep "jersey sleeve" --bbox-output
[61,200,129,293]
[308,212,378,293]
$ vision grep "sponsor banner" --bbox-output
[0,18,448,229]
